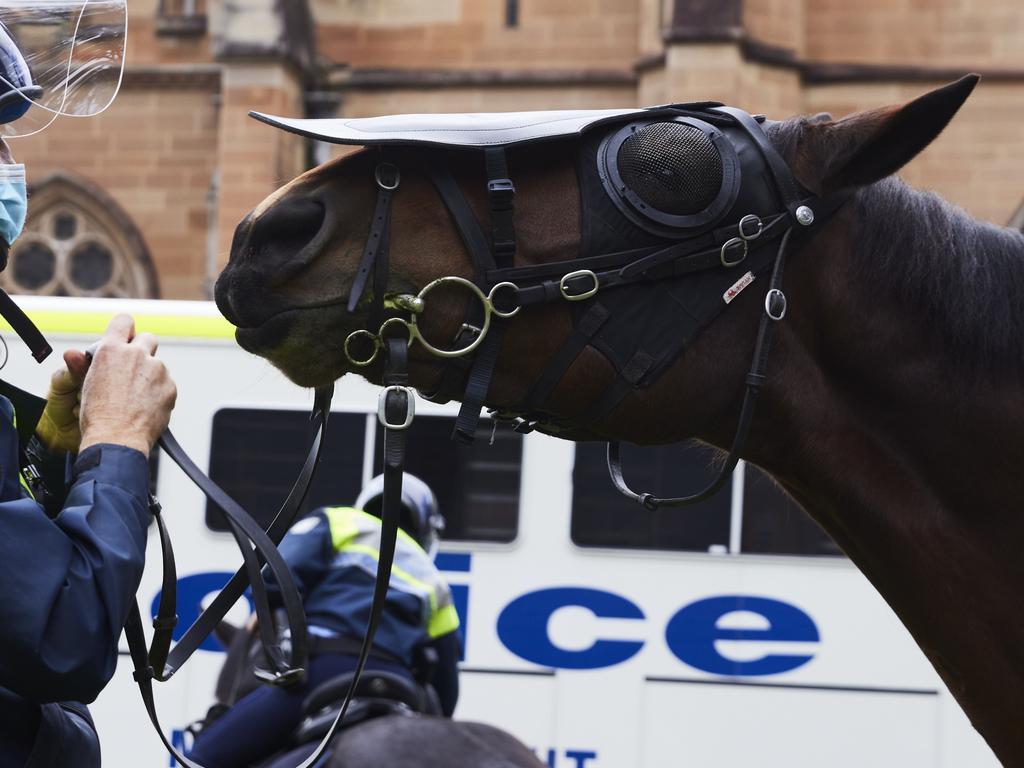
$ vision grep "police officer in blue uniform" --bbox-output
[0,18,178,768]
[187,473,461,768]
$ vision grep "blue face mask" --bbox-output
[0,163,26,246]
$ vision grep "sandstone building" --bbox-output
[3,0,1021,300]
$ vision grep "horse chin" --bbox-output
[233,305,352,388]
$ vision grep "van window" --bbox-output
[207,409,521,542]
[372,419,521,543]
[571,441,731,552]
[206,409,366,532]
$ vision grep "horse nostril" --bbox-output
[246,197,329,281]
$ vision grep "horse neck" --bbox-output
[741,181,1024,764]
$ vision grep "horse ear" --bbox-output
[795,74,980,195]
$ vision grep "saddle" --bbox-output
[291,670,442,746]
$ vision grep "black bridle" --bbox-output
[342,104,849,510]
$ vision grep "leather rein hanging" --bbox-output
[121,386,337,768]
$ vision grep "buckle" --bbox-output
[738,214,763,241]
[720,237,747,267]
[559,270,599,302]
[487,178,516,207]
[764,288,787,320]
[378,385,416,430]
[375,163,400,191]
[253,666,306,688]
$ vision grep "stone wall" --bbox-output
[6,0,1020,299]
[12,84,220,299]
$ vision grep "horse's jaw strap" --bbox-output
[606,227,793,509]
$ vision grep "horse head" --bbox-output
[214,76,1024,767]
[215,76,977,448]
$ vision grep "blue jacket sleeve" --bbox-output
[0,410,150,705]
[426,630,461,717]
[262,510,334,607]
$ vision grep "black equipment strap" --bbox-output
[580,348,656,424]
[519,302,611,412]
[123,387,337,768]
[154,428,311,681]
[423,163,495,403]
[713,107,805,216]
[158,386,331,677]
[0,288,51,362]
[452,148,515,444]
[607,229,793,509]
[348,162,399,327]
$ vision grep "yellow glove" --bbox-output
[35,350,89,454]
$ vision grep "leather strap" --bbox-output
[606,228,793,509]
[0,288,51,362]
[453,147,516,443]
[519,303,610,413]
[348,162,399,324]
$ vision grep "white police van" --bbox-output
[0,296,1000,767]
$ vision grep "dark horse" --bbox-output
[196,622,545,767]
[216,76,1024,765]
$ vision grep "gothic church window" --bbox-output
[2,173,158,299]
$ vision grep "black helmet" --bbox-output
[355,472,445,557]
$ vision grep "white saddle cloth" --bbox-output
[249,106,677,148]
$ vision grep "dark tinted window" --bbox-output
[740,463,842,556]
[373,419,522,542]
[571,441,731,552]
[207,409,521,542]
[206,409,366,532]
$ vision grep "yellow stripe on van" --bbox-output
[0,311,237,340]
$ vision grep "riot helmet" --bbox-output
[355,473,445,558]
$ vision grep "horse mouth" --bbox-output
[231,302,355,387]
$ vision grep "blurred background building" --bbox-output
[3,0,1021,300]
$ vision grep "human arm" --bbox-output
[0,314,176,703]
[425,629,461,717]
[0,433,151,703]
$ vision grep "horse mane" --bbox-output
[769,117,1024,375]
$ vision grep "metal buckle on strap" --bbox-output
[375,163,400,191]
[559,270,599,301]
[720,237,747,267]
[738,214,763,241]
[765,288,787,320]
[378,385,416,429]
[487,178,516,207]
[254,666,306,688]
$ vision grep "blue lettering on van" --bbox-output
[151,571,254,653]
[169,729,186,766]
[537,748,598,767]
[665,595,819,676]
[498,587,644,669]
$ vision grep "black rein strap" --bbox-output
[124,385,335,768]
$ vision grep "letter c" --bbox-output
[497,587,644,670]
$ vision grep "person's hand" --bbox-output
[78,314,178,455]
[35,351,91,454]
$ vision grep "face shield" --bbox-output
[0,0,127,139]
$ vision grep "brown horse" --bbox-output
[216,76,1024,765]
